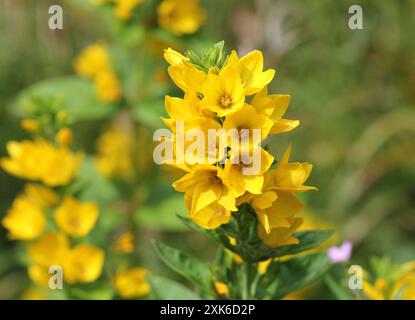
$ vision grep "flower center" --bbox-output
[220,95,232,108]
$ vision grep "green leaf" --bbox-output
[324,274,354,300]
[153,241,213,293]
[201,41,225,69]
[148,274,200,300]
[261,253,332,299]
[69,286,114,300]
[13,76,118,121]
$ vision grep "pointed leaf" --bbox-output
[148,274,200,300]
[261,253,332,299]
[153,241,213,292]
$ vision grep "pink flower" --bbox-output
[327,241,353,264]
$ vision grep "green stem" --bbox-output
[243,262,255,300]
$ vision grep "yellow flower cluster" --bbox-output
[28,232,105,286]
[0,139,83,187]
[74,42,122,102]
[158,0,205,35]
[162,47,316,247]
[2,184,57,240]
[364,261,415,300]
[0,183,104,287]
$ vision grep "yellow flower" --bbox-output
[74,43,110,78]
[114,266,150,298]
[28,232,105,285]
[164,48,188,65]
[27,232,70,286]
[54,196,99,237]
[27,264,51,287]
[185,194,232,229]
[95,125,135,179]
[158,0,205,36]
[114,0,143,20]
[20,119,39,134]
[235,146,316,247]
[167,62,207,94]
[65,244,105,284]
[0,139,83,187]
[258,216,304,248]
[214,281,229,297]
[222,103,274,145]
[28,232,70,268]
[174,164,237,213]
[228,50,275,96]
[94,70,122,102]
[251,87,299,135]
[201,64,245,117]
[222,146,274,197]
[2,195,45,240]
[272,145,317,193]
[114,231,135,254]
[56,128,73,146]
[23,184,59,208]
[164,93,212,124]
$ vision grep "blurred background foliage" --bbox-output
[0,0,414,299]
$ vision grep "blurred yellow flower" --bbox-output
[74,43,110,78]
[94,70,122,102]
[95,125,135,179]
[54,196,99,237]
[114,266,150,298]
[27,232,70,286]
[114,0,143,20]
[21,287,47,300]
[0,139,83,187]
[158,0,205,36]
[66,244,105,284]
[27,264,51,287]
[114,231,135,254]
[28,232,105,285]
[214,281,229,297]
[28,232,70,268]
[2,195,45,240]
[92,0,143,20]
[23,184,59,208]
[56,128,73,146]
[20,119,39,134]
[74,42,122,102]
